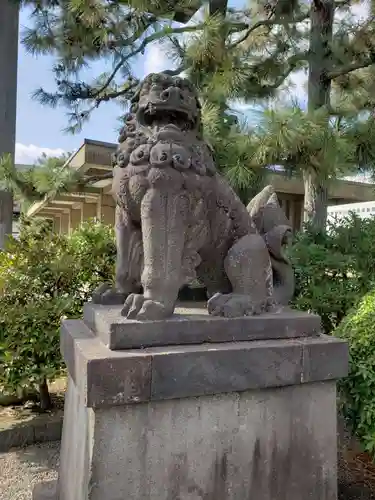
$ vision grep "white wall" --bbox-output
[327,201,375,224]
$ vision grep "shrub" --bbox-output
[334,289,375,455]
[289,215,375,333]
[0,217,115,409]
[60,219,116,316]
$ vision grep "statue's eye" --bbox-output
[160,152,168,161]
[173,154,183,163]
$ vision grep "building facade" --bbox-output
[327,200,375,224]
[26,139,375,233]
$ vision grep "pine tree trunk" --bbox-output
[304,0,334,231]
[39,379,52,411]
[0,191,13,247]
[0,0,19,248]
[303,169,328,229]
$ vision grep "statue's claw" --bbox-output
[121,293,172,320]
[207,292,276,318]
[92,283,127,305]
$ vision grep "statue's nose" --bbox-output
[161,86,183,101]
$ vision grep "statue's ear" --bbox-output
[248,186,291,234]
[247,185,275,217]
[262,193,291,234]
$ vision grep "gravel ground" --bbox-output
[0,441,59,500]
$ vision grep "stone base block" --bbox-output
[84,302,322,350]
[34,307,348,500]
[58,377,339,500]
[32,480,57,500]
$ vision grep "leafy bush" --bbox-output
[289,214,375,333]
[0,217,115,409]
[334,290,375,455]
[60,219,116,316]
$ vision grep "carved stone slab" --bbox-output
[61,318,348,408]
[84,302,321,350]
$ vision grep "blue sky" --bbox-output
[16,7,141,162]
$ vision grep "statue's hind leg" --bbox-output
[207,233,276,318]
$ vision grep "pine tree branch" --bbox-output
[105,14,157,50]
[242,51,308,94]
[90,63,184,105]
[90,58,137,100]
[230,11,310,49]
[272,52,309,87]
[77,23,207,101]
[327,56,375,80]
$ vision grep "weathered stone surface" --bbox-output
[92,72,295,320]
[84,302,321,350]
[301,335,349,383]
[61,320,152,407]
[247,185,295,305]
[61,318,348,408]
[46,378,339,500]
[150,339,303,400]
[32,480,57,500]
[57,372,92,500]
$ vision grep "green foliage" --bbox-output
[66,220,116,314]
[335,290,375,456]
[201,101,268,201]
[0,152,81,209]
[19,0,312,130]
[289,214,375,333]
[0,152,111,213]
[0,217,115,404]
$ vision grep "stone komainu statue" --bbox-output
[93,73,294,320]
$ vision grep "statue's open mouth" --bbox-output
[139,104,196,130]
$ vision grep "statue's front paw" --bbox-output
[92,283,127,305]
[207,292,274,318]
[121,293,172,320]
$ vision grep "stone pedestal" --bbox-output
[33,303,348,500]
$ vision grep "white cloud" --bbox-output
[284,69,308,106]
[229,99,254,112]
[15,143,66,165]
[142,8,205,77]
[351,1,369,21]
[142,43,172,76]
